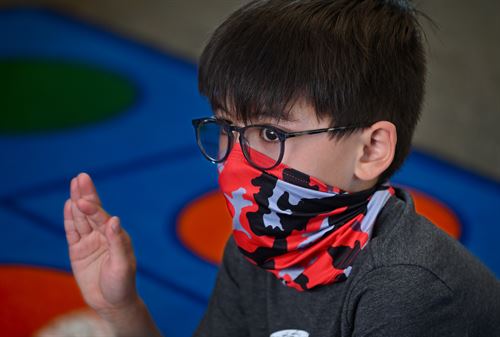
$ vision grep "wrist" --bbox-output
[95,296,162,337]
[96,294,143,323]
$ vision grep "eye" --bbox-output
[260,127,280,142]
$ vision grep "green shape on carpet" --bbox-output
[0,59,136,133]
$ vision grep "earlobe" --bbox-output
[354,121,397,181]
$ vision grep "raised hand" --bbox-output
[63,172,139,317]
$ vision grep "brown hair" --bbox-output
[198,0,431,182]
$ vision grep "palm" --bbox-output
[64,173,137,314]
[69,228,114,309]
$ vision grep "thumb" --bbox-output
[105,216,132,264]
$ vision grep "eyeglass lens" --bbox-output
[197,120,282,169]
[197,120,229,161]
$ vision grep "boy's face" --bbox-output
[217,99,379,192]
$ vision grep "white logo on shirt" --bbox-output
[270,329,310,337]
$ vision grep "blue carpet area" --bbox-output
[0,8,498,337]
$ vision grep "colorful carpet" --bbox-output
[1,8,499,337]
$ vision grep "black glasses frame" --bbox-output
[192,116,370,170]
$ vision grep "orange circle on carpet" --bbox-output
[177,190,233,264]
[177,188,461,264]
[0,265,87,337]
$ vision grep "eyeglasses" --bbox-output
[192,116,369,170]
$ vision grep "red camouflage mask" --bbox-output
[218,143,394,291]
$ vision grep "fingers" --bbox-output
[77,172,102,206]
[63,199,81,245]
[77,198,111,231]
[68,172,113,237]
[105,216,133,266]
[70,177,92,235]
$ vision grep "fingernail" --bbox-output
[112,217,120,233]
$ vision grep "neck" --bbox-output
[345,177,378,193]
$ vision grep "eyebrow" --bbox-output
[214,108,232,121]
[214,110,299,126]
[213,116,299,134]
[213,110,235,126]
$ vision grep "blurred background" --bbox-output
[0,1,498,336]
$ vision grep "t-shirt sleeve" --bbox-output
[192,236,248,337]
[347,264,466,337]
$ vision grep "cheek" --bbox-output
[281,139,354,185]
[314,147,347,179]
[280,143,309,170]
[317,150,354,185]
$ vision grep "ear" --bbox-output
[354,121,397,181]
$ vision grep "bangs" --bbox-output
[197,0,427,182]
[198,1,341,125]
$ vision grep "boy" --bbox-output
[64,0,500,336]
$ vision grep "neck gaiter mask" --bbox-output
[218,143,394,291]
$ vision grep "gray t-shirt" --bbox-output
[194,187,500,337]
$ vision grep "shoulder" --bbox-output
[368,188,498,290]
[345,187,500,336]
[345,264,464,337]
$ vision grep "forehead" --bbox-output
[215,110,296,130]
[214,99,328,128]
